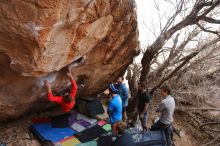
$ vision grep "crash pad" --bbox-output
[97,136,112,146]
[76,119,91,128]
[76,140,97,146]
[97,120,107,126]
[102,124,111,132]
[72,122,86,132]
[77,114,97,125]
[75,125,106,143]
[30,122,77,143]
[55,136,81,146]
[31,118,51,123]
[132,131,167,146]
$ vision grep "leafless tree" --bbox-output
[140,0,220,83]
[126,0,220,144]
[127,0,220,94]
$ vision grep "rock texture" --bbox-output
[0,0,139,121]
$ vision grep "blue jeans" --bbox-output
[139,112,148,129]
[151,120,173,146]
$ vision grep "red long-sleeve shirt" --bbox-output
[47,79,77,112]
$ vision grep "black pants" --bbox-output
[151,120,173,146]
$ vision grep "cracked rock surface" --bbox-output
[0,0,139,121]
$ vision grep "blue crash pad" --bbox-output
[132,130,167,146]
[30,122,77,143]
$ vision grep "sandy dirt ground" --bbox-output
[0,104,215,146]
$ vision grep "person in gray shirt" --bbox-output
[151,85,175,146]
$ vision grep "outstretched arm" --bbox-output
[67,72,78,98]
[44,80,52,93]
[143,103,149,113]
[44,80,62,103]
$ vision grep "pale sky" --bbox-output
[134,0,201,65]
[135,0,219,47]
[136,0,154,46]
[125,0,219,85]
[135,0,173,46]
[135,0,201,63]
[134,0,167,62]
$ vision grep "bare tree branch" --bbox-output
[202,133,220,146]
[150,51,196,95]
[201,16,220,24]
[155,28,201,78]
[149,37,220,94]
[140,0,220,82]
[196,23,220,37]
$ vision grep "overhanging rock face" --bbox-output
[0,0,139,121]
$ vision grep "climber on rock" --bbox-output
[44,72,78,113]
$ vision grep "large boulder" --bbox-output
[0,0,139,121]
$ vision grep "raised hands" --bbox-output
[44,80,51,92]
[67,72,74,80]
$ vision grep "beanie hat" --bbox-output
[109,83,119,94]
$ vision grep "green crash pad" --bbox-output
[102,124,111,131]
